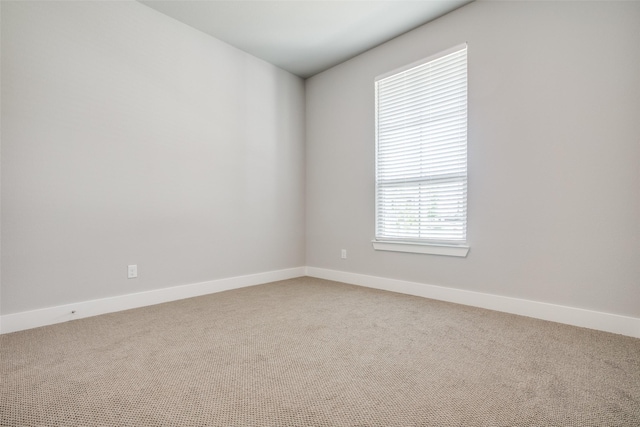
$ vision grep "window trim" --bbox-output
[373,43,469,256]
[371,240,469,257]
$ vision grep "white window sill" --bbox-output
[372,240,469,257]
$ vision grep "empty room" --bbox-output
[1,0,639,426]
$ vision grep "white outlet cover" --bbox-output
[128,265,137,279]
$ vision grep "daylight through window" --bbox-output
[375,44,467,246]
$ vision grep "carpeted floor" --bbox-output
[1,277,639,426]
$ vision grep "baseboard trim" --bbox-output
[4,266,638,338]
[0,267,306,334]
[305,267,640,338]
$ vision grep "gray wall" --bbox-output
[306,1,640,317]
[1,1,306,314]
[2,1,639,321]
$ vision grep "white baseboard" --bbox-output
[3,266,639,339]
[0,267,306,334]
[305,267,640,339]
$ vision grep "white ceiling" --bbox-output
[139,0,473,78]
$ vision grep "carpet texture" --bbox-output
[1,277,639,426]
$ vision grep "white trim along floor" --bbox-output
[1,266,638,338]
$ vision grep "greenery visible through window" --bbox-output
[375,44,467,244]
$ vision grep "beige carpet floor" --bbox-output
[1,277,639,426]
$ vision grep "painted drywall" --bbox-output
[1,1,305,314]
[306,1,640,318]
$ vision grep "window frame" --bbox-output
[372,43,469,257]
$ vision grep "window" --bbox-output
[373,44,469,257]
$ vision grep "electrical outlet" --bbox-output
[128,264,138,279]
[341,249,347,259]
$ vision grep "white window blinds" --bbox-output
[375,44,467,243]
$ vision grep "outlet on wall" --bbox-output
[128,264,138,279]
[341,249,347,259]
